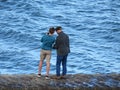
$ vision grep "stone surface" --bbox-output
[0,74,120,90]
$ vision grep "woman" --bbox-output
[38,27,55,79]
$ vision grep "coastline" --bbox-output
[0,73,120,90]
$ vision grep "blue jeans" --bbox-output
[56,54,68,76]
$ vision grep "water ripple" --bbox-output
[0,0,120,74]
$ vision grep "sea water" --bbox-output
[0,0,120,74]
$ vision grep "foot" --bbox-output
[61,75,66,79]
[55,76,61,80]
[37,74,41,77]
[45,75,50,80]
[50,75,61,80]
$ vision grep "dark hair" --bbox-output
[49,27,55,34]
[55,26,62,31]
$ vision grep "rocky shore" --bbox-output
[0,73,120,90]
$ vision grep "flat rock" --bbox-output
[0,74,120,90]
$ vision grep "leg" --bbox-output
[38,50,45,74]
[45,50,51,76]
[56,55,62,76]
[62,54,68,76]
[38,60,43,74]
[46,61,50,76]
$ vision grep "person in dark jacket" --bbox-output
[53,26,70,79]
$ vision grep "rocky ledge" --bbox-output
[0,74,120,90]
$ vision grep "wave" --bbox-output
[0,0,120,74]
[0,29,40,48]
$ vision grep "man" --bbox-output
[38,27,55,79]
[54,26,70,79]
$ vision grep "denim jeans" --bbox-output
[56,54,68,76]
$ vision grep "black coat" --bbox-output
[54,31,70,56]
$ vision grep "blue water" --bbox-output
[0,0,120,74]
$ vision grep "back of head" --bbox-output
[55,26,62,31]
[49,27,55,34]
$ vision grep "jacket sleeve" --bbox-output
[53,36,59,49]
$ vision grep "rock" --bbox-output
[0,74,120,90]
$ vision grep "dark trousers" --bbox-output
[56,54,68,76]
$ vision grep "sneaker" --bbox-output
[45,76,50,80]
[37,74,41,77]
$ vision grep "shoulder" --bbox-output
[61,32,68,37]
[42,35,46,38]
[51,36,56,40]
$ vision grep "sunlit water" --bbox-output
[0,0,120,74]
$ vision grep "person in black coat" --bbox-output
[53,26,70,79]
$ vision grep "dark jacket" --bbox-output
[54,31,70,56]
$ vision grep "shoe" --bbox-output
[61,76,66,79]
[56,76,61,80]
[45,76,50,80]
[50,76,61,80]
[37,74,41,77]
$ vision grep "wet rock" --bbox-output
[0,74,120,90]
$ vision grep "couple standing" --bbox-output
[38,26,70,79]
